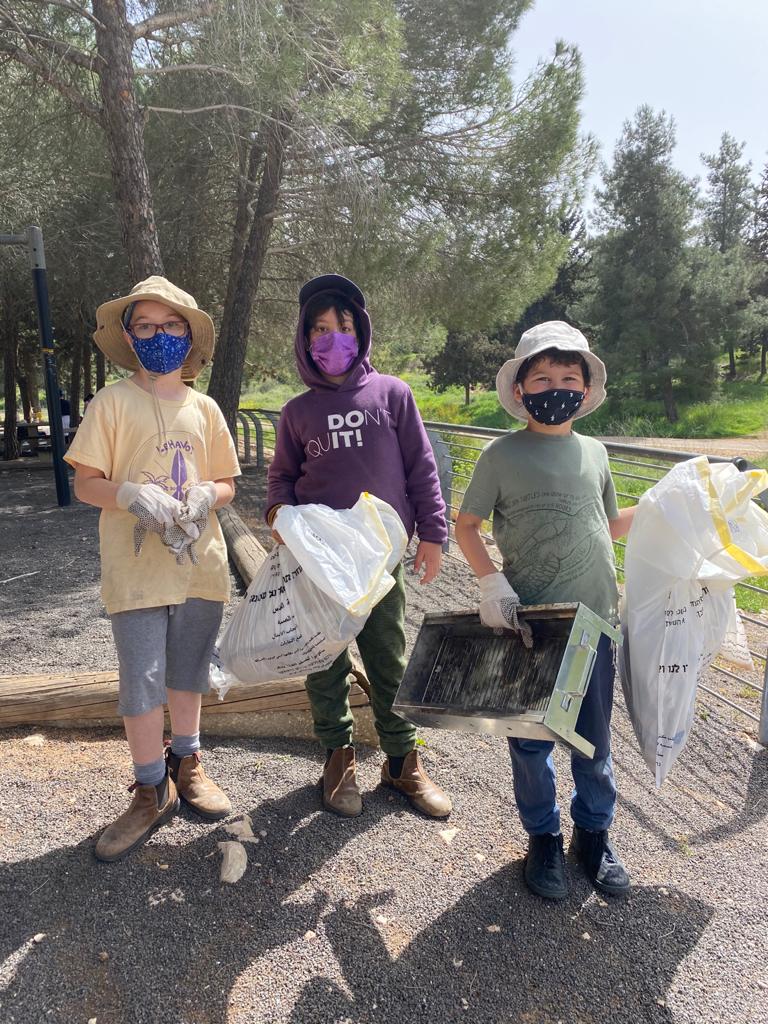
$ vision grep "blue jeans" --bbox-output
[507,634,616,835]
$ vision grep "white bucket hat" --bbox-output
[93,276,215,380]
[495,321,607,422]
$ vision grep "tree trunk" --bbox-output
[96,349,106,390]
[726,338,736,378]
[2,291,21,460]
[21,349,40,417]
[464,382,471,406]
[218,130,266,358]
[17,374,31,422]
[69,337,82,428]
[639,349,653,399]
[760,336,767,379]
[208,111,291,432]
[83,336,93,399]
[662,374,678,423]
[92,0,163,281]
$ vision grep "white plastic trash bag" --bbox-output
[214,494,408,692]
[365,493,409,574]
[274,492,407,617]
[717,596,754,672]
[620,456,768,786]
[216,544,363,689]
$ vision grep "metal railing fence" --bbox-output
[237,408,768,742]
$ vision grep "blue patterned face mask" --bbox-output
[521,387,585,425]
[129,331,191,375]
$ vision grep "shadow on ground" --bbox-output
[0,769,712,1024]
[289,879,711,1024]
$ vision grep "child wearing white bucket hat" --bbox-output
[455,321,635,901]
[64,276,241,862]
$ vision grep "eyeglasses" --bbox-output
[128,320,189,340]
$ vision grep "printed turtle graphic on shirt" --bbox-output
[507,502,606,601]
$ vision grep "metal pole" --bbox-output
[25,226,70,506]
[426,428,453,553]
[760,644,768,747]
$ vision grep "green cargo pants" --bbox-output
[304,564,416,757]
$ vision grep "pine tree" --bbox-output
[701,133,753,254]
[508,211,590,336]
[752,159,768,260]
[699,133,756,377]
[586,107,700,421]
[424,330,507,406]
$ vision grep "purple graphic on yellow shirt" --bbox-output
[129,433,200,501]
[171,450,188,501]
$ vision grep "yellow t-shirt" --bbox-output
[64,378,241,614]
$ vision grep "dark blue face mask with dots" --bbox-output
[129,331,191,376]
[521,388,585,425]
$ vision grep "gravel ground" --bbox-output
[1,465,767,1024]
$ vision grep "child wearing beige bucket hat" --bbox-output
[455,321,636,901]
[64,276,241,862]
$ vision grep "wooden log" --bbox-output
[217,504,269,585]
[0,670,370,733]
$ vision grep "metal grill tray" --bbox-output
[393,603,621,757]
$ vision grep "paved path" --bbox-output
[601,436,767,460]
[0,466,767,1024]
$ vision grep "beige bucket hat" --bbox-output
[495,321,607,422]
[93,276,215,380]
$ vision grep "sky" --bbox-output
[511,0,766,194]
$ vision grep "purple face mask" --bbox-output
[310,331,359,376]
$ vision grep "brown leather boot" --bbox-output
[165,750,232,821]
[95,774,179,862]
[322,746,363,818]
[381,750,452,819]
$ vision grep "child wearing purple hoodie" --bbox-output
[266,274,451,820]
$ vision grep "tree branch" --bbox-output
[147,102,270,120]
[0,5,100,69]
[20,32,103,71]
[135,63,247,84]
[0,39,102,120]
[19,0,105,29]
[131,3,215,40]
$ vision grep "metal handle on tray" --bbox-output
[562,641,598,698]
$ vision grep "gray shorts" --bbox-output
[110,599,223,717]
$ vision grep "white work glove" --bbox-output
[157,481,218,565]
[116,482,194,561]
[117,477,199,561]
[174,481,217,540]
[180,481,217,522]
[116,481,181,524]
[478,572,533,647]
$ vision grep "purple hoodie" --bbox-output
[266,297,447,544]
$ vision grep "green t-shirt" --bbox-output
[460,429,620,623]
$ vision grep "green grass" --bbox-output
[239,379,304,410]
